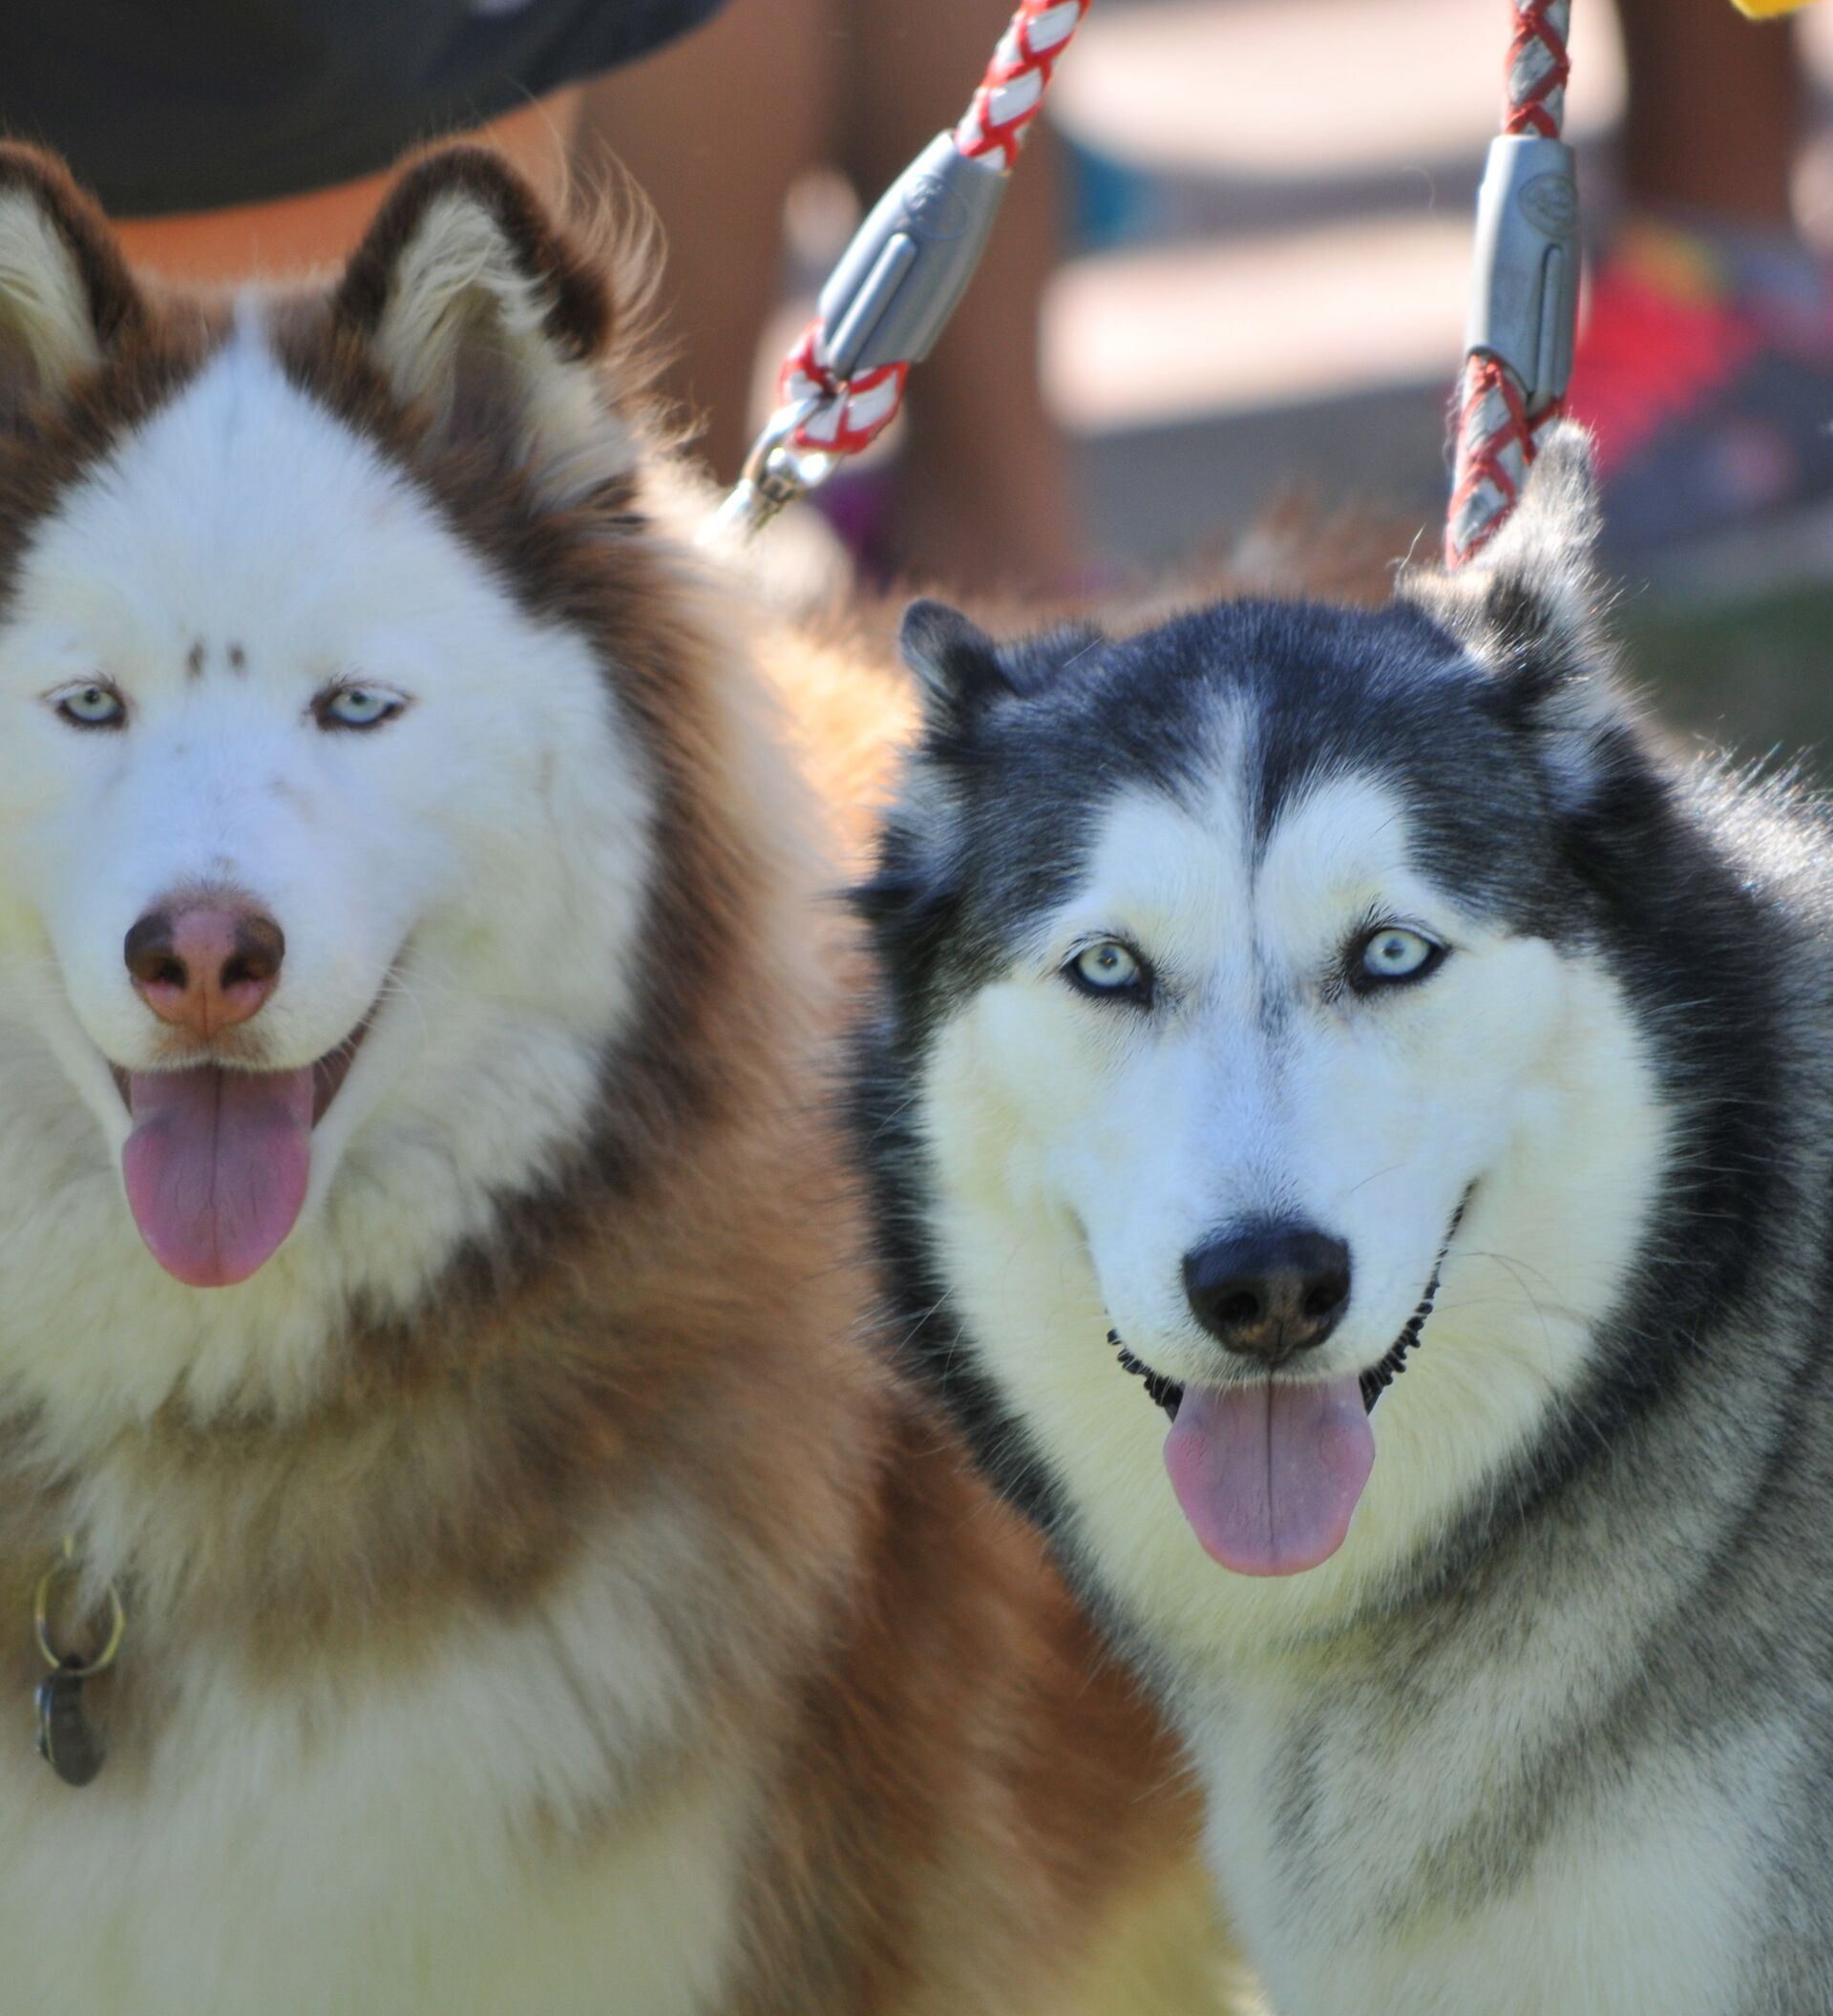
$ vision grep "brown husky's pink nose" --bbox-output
[124,901,285,1039]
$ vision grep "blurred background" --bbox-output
[10,0,1828,755]
[1044,0,1833,750]
[589,0,1833,761]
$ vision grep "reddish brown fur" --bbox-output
[0,144,145,353]
[0,147,1229,2011]
[0,146,224,599]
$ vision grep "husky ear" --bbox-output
[1453,421,1605,655]
[899,599,1015,719]
[0,146,146,425]
[333,146,640,505]
[1406,424,1625,808]
[857,602,1006,938]
[899,598,1102,723]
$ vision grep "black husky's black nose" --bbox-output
[1183,1222,1352,1366]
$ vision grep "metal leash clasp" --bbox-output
[33,1536,126,1788]
[1464,133,1580,418]
[699,395,836,544]
[704,135,1013,545]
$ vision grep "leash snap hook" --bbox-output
[1464,133,1580,421]
[706,135,1010,550]
[699,395,836,544]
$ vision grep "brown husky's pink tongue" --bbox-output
[1163,1376,1375,1576]
[122,1067,314,1287]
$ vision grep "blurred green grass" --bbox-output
[1621,588,1833,774]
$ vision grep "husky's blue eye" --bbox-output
[52,682,125,729]
[314,683,407,731]
[1358,926,1444,986]
[1067,940,1149,999]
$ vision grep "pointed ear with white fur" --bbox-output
[1405,424,1628,810]
[0,145,145,426]
[332,146,642,506]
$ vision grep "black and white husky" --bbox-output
[854,428,1833,2013]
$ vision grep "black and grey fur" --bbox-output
[853,430,1833,2013]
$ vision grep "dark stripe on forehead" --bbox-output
[960,595,1552,948]
[1225,618,1556,924]
[1254,961,1294,1043]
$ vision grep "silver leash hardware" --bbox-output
[701,396,836,548]
[705,135,1012,544]
[813,133,1010,380]
[1463,133,1580,418]
[33,1537,126,1789]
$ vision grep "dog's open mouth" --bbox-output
[110,1017,374,1290]
[1110,1194,1469,1579]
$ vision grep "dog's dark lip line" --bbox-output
[1109,1335,1185,1418]
[1108,1186,1477,1423]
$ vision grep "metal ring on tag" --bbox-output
[33,1540,126,1678]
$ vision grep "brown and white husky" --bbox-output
[0,143,1226,2015]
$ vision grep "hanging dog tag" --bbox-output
[36,1661,104,1787]
[32,1539,125,1789]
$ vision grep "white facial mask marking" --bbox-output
[0,317,659,1412]
[920,768,1666,1621]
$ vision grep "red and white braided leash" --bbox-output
[957,0,1093,169]
[777,0,1091,461]
[1445,0,1576,566]
[717,0,1578,578]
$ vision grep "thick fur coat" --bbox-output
[855,430,1833,2013]
[0,144,1223,2016]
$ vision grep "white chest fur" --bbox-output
[0,1533,750,2016]
[1185,1669,1776,2016]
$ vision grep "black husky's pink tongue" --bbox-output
[1163,1376,1375,1576]
[122,1067,314,1287]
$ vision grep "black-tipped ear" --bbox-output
[333,145,638,504]
[899,599,1014,716]
[0,145,146,425]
